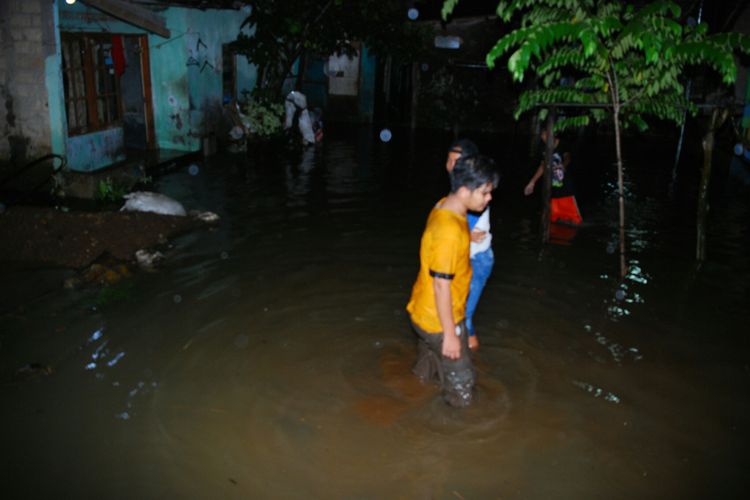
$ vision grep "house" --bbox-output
[0,0,379,178]
[0,0,256,173]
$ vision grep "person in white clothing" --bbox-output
[445,139,495,351]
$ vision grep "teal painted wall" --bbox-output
[67,127,125,172]
[55,2,256,170]
[148,8,256,150]
[358,46,376,122]
[46,1,66,158]
[300,56,328,110]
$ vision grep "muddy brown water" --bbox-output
[1,126,749,498]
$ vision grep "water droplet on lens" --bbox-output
[379,128,392,142]
[173,294,182,304]
[0,202,6,214]
[615,290,626,301]
[734,143,744,156]
[407,8,419,20]
[188,164,200,176]
[421,63,429,72]
[606,242,616,254]
[220,251,228,259]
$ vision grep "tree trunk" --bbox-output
[541,111,555,243]
[613,107,627,278]
[697,108,728,261]
[671,79,693,196]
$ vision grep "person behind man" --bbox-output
[523,129,582,225]
[407,154,499,407]
[446,139,493,351]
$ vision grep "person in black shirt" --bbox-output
[524,130,582,225]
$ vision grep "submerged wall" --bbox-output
[66,127,125,173]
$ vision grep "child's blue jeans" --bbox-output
[466,248,494,336]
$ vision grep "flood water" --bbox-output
[2,125,749,499]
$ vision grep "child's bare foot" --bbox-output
[468,335,479,351]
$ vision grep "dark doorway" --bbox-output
[121,35,152,150]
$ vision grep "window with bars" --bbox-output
[61,33,123,136]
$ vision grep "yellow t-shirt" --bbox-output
[406,200,472,333]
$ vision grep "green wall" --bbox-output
[55,1,256,170]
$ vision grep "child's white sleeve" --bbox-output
[474,208,491,234]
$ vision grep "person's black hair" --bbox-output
[448,138,479,157]
[449,154,500,193]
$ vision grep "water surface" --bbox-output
[1,125,748,499]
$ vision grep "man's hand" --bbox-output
[470,230,487,243]
[442,331,461,359]
[524,182,535,196]
[434,276,460,359]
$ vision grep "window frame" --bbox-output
[61,32,124,136]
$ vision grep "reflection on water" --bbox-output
[1,126,749,498]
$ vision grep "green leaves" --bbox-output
[236,0,432,97]
[555,114,591,132]
[441,0,460,20]
[469,0,747,135]
[487,21,587,76]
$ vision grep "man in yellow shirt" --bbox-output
[406,154,499,407]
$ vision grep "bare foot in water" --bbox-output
[468,335,479,351]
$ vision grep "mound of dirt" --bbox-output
[0,205,202,269]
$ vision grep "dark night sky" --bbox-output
[411,0,748,32]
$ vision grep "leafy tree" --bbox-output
[231,0,431,100]
[444,0,750,276]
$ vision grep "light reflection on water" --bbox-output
[1,126,749,498]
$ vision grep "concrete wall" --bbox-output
[0,0,57,167]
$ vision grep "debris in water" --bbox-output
[13,363,54,380]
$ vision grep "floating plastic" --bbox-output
[284,91,316,145]
[120,191,187,217]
